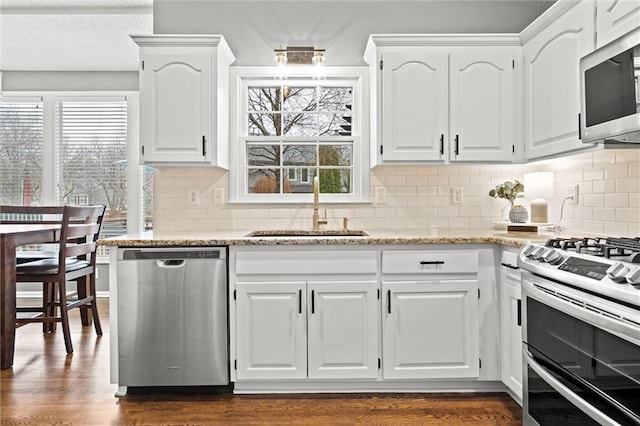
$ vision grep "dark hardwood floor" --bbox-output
[1,299,522,425]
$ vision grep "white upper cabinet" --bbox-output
[596,0,640,47]
[132,35,235,166]
[365,35,519,165]
[380,50,449,162]
[449,48,517,162]
[521,1,595,160]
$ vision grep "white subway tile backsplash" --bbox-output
[604,221,629,236]
[605,164,629,180]
[583,169,604,181]
[616,178,640,193]
[154,149,639,236]
[616,208,639,223]
[604,193,628,208]
[593,180,615,194]
[581,194,603,207]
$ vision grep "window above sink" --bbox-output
[228,67,370,204]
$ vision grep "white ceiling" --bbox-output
[1,0,153,71]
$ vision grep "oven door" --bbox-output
[521,271,640,426]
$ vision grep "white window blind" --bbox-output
[0,99,43,205]
[55,99,129,240]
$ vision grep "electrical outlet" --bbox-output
[213,188,224,205]
[188,189,200,206]
[451,187,463,205]
[375,187,387,205]
[568,184,579,205]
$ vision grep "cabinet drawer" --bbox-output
[235,250,378,275]
[382,250,478,274]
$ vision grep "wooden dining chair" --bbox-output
[0,205,65,332]
[14,205,106,353]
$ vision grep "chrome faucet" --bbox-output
[312,176,328,231]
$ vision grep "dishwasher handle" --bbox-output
[156,259,186,268]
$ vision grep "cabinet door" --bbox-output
[236,282,306,380]
[523,1,594,160]
[381,51,448,162]
[596,0,640,47]
[382,280,479,379]
[307,281,379,380]
[450,48,515,162]
[140,53,211,163]
[500,275,523,402]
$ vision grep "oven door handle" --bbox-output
[524,350,622,426]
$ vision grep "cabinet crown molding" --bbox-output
[519,0,583,45]
[131,34,231,49]
[364,34,521,64]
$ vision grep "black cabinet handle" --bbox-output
[299,289,302,314]
[420,260,445,265]
[202,136,206,156]
[577,113,581,140]
[387,290,391,314]
[517,299,522,326]
[311,290,315,314]
[501,262,520,271]
[439,134,444,155]
[454,134,459,155]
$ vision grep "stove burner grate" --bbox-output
[545,237,640,262]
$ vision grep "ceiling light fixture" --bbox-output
[274,50,288,67]
[273,47,325,66]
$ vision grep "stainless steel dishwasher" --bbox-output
[116,247,228,387]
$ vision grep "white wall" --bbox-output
[153,0,554,66]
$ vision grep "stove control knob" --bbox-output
[534,247,550,260]
[543,249,563,265]
[625,267,640,285]
[521,244,536,257]
[606,263,630,283]
[529,246,544,259]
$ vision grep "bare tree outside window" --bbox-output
[246,84,354,195]
[0,102,43,205]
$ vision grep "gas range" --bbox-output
[518,236,640,308]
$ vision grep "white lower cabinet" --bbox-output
[232,248,380,382]
[500,249,523,403]
[382,280,480,379]
[307,281,379,380]
[235,280,378,381]
[236,282,307,380]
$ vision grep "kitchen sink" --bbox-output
[245,229,369,238]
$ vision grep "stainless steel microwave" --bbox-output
[580,27,640,144]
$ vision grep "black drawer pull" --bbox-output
[420,261,445,265]
[501,262,520,271]
[517,299,522,326]
[311,290,315,314]
[299,289,302,314]
[387,290,391,314]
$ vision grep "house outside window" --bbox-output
[229,67,369,203]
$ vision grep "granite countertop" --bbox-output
[98,227,572,248]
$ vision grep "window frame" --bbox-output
[229,66,370,204]
[1,91,144,260]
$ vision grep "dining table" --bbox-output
[1,224,61,370]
